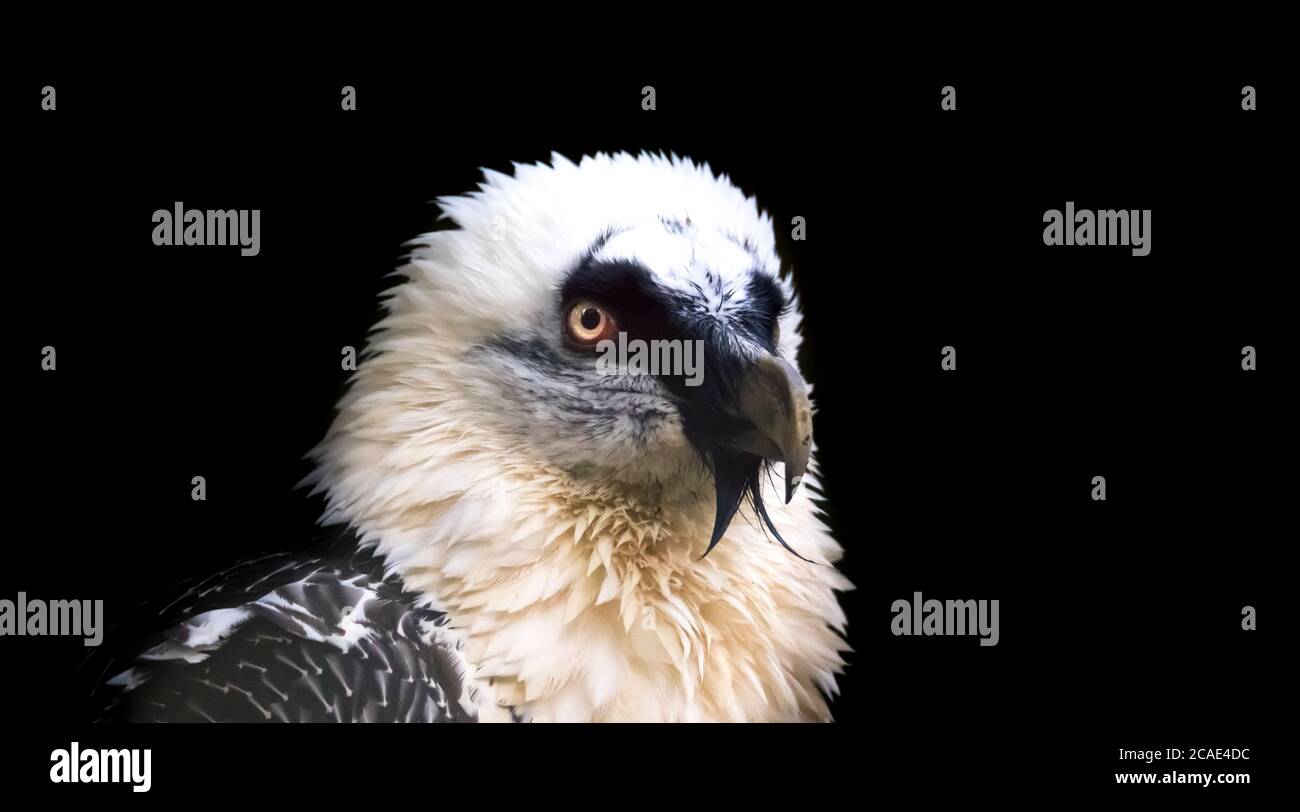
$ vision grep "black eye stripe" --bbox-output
[560,259,681,342]
[560,258,784,348]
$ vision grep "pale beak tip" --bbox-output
[785,473,802,503]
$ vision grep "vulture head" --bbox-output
[307,152,847,721]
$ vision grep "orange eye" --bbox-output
[564,301,617,347]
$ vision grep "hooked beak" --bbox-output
[723,354,812,503]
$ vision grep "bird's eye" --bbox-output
[564,301,618,348]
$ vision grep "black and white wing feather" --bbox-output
[86,530,476,723]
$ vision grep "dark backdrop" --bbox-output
[5,66,1284,799]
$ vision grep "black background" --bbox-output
[4,63,1285,801]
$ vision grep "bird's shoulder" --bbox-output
[85,529,476,722]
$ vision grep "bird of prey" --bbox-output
[89,153,850,722]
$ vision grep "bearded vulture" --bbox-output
[89,153,850,722]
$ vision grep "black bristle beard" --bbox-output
[702,446,811,561]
